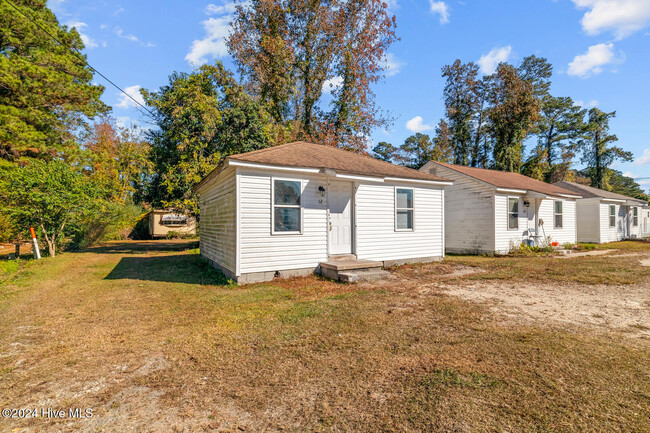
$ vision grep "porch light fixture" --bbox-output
[523,200,530,207]
[318,185,326,197]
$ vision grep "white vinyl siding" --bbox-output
[494,194,526,253]
[238,170,327,275]
[355,182,444,261]
[538,199,576,245]
[600,202,626,243]
[426,164,495,254]
[199,167,237,275]
[575,199,601,243]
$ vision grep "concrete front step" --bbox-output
[319,258,388,282]
[338,270,391,283]
[320,259,383,272]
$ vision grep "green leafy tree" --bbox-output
[517,55,553,99]
[578,108,632,189]
[372,141,398,162]
[536,96,585,165]
[399,133,435,169]
[141,62,281,214]
[488,64,539,172]
[431,119,454,163]
[607,170,650,203]
[0,0,107,162]
[0,160,101,256]
[228,0,397,151]
[441,60,479,165]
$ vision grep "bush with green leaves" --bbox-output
[0,160,101,256]
[72,202,147,249]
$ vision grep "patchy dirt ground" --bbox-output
[387,249,650,340]
[440,279,649,338]
[0,240,648,432]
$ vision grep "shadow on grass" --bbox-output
[86,240,199,255]
[104,253,230,285]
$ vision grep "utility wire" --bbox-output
[3,0,155,118]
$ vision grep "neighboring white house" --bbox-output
[642,206,650,238]
[195,141,453,283]
[420,161,581,254]
[553,181,647,243]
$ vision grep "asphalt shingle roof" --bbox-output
[428,161,580,198]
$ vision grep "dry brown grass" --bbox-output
[0,240,648,432]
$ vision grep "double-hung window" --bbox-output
[633,207,638,227]
[508,197,519,230]
[609,205,616,227]
[395,188,414,231]
[554,201,563,229]
[272,179,302,233]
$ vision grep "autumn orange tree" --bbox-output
[82,115,152,203]
[227,0,397,151]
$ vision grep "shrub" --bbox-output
[72,202,146,249]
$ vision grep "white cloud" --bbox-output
[66,21,98,49]
[477,46,512,74]
[572,0,650,39]
[633,148,650,166]
[575,99,599,108]
[185,16,232,66]
[406,116,433,133]
[115,27,155,47]
[206,1,236,15]
[384,53,405,77]
[429,1,449,24]
[323,76,343,94]
[116,85,145,109]
[567,43,622,78]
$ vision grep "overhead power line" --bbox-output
[3,0,155,118]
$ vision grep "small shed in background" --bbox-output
[148,210,196,238]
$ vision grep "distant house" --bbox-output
[194,141,452,283]
[642,206,650,237]
[553,181,647,242]
[420,161,581,254]
[148,210,196,239]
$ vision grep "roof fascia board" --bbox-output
[228,160,321,174]
[384,176,453,186]
[335,173,384,182]
[601,198,626,204]
[496,187,527,194]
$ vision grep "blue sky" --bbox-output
[48,0,650,187]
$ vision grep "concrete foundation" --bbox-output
[382,256,443,267]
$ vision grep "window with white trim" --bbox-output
[395,188,414,230]
[272,179,302,233]
[609,205,616,227]
[508,197,519,230]
[633,207,638,227]
[554,200,563,229]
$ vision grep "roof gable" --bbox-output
[426,161,579,198]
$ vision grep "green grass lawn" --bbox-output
[0,240,648,432]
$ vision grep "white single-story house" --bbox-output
[642,206,650,237]
[195,141,453,283]
[553,181,647,243]
[148,210,197,238]
[420,161,581,254]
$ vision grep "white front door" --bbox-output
[328,181,353,255]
